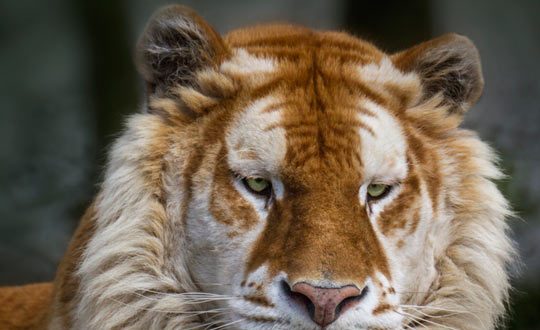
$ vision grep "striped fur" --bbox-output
[0,5,514,330]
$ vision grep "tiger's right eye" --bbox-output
[243,177,272,197]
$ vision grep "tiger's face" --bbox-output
[139,6,482,330]
[69,5,511,330]
[186,66,414,329]
[183,47,423,329]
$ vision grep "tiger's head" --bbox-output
[51,5,514,330]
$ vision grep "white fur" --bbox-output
[74,114,201,329]
[358,99,408,184]
[358,57,420,88]
[226,96,286,178]
[221,48,276,75]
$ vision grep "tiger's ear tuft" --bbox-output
[392,34,484,115]
[136,5,229,97]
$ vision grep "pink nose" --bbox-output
[286,282,366,327]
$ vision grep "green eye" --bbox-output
[244,177,271,195]
[367,183,390,199]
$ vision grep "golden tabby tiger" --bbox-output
[0,5,514,330]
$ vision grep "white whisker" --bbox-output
[108,296,233,316]
[400,304,486,328]
[398,310,459,330]
[399,310,428,329]
[210,318,245,330]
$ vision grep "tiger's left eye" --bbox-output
[367,183,391,200]
[243,177,272,196]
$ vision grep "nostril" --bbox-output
[281,280,315,319]
[335,286,368,316]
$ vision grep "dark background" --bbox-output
[0,1,538,328]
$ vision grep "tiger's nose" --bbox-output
[282,281,367,327]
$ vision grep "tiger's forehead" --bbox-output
[226,98,408,185]
[223,29,412,184]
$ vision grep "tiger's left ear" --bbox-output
[392,33,484,115]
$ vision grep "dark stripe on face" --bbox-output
[210,144,259,232]
[242,295,275,308]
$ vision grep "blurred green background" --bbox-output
[0,0,538,328]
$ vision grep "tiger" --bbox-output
[0,5,515,330]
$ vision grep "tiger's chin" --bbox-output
[225,307,404,330]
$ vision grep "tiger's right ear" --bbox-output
[136,5,229,97]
